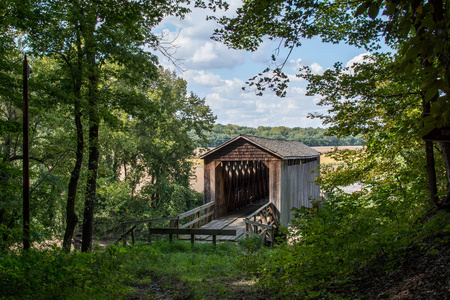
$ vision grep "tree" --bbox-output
[92,67,214,234]
[12,0,225,251]
[212,0,450,208]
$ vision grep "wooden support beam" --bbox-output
[122,216,179,225]
[148,228,236,236]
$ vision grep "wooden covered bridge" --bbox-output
[119,135,321,245]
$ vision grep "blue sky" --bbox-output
[154,1,371,128]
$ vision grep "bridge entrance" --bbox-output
[214,160,269,217]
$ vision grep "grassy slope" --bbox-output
[1,210,447,300]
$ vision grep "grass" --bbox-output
[0,240,262,300]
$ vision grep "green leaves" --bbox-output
[368,2,380,19]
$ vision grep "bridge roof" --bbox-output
[200,135,320,160]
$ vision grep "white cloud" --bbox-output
[155,5,246,71]
[286,58,303,71]
[286,73,305,83]
[191,43,218,64]
[310,62,324,74]
[196,71,325,128]
[345,52,371,69]
[153,1,341,129]
[184,70,224,87]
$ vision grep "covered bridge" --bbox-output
[200,135,321,226]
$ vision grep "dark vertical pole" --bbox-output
[23,55,30,250]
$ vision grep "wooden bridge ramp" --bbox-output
[179,198,269,242]
[117,197,276,246]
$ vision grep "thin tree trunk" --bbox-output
[439,141,450,208]
[81,44,99,252]
[62,24,84,252]
[62,99,83,252]
[424,140,438,206]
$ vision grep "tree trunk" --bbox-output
[81,43,99,252]
[424,141,439,206]
[62,99,83,252]
[439,141,450,208]
[62,25,84,253]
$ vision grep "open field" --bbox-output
[313,145,363,165]
[312,145,363,153]
[190,146,363,192]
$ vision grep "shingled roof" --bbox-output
[200,135,320,160]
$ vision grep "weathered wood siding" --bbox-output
[267,160,281,222]
[279,159,320,226]
[203,160,219,204]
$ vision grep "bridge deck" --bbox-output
[180,198,269,242]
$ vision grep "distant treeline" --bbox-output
[193,124,364,147]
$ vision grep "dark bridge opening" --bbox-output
[215,160,269,216]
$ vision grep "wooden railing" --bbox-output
[178,201,215,229]
[244,202,278,245]
[117,202,216,245]
[148,228,235,247]
[117,216,179,245]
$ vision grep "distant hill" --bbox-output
[191,124,364,147]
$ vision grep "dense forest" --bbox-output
[195,124,364,147]
[1,0,450,299]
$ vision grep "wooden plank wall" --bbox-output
[280,159,320,226]
[204,161,220,204]
[268,160,281,223]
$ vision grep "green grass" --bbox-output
[0,240,261,299]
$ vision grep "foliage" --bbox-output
[92,67,213,236]
[0,57,214,247]
[207,1,450,296]
[4,0,223,251]
[253,192,440,298]
[237,235,265,275]
[0,241,251,300]
[212,0,450,208]
[212,0,450,130]
[193,123,364,147]
[303,52,447,204]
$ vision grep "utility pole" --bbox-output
[23,55,30,250]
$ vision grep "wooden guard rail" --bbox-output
[178,201,215,229]
[148,228,236,247]
[117,202,217,245]
[244,202,277,245]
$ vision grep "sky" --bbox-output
[153,1,371,128]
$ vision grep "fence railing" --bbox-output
[147,228,235,247]
[116,201,216,245]
[244,202,277,245]
[178,201,215,229]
